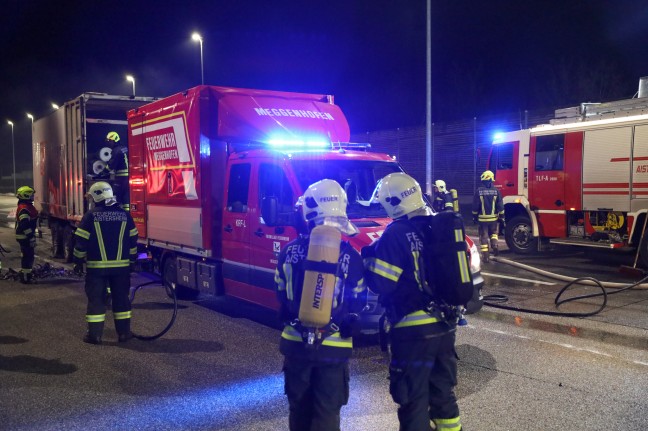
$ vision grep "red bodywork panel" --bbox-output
[128,85,351,255]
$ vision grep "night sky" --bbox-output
[2,1,648,168]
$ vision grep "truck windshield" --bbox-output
[290,159,401,219]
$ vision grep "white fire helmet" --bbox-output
[88,181,117,205]
[434,179,447,193]
[298,179,359,236]
[372,172,427,219]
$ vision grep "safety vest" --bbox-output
[73,204,138,273]
[15,202,38,244]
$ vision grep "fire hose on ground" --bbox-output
[482,256,648,318]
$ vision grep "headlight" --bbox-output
[469,243,481,273]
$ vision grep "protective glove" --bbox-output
[73,263,84,276]
[29,238,36,248]
[472,216,479,224]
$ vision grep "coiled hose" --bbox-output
[483,256,648,317]
[129,279,178,341]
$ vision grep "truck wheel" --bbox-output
[505,216,538,254]
[63,226,75,263]
[50,223,64,259]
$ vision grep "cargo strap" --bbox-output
[303,260,338,274]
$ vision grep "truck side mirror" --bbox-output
[261,196,279,226]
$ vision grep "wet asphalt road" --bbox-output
[1,196,648,430]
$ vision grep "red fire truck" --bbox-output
[490,87,648,266]
[127,85,484,320]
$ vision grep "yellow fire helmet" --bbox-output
[106,131,120,143]
[16,186,35,200]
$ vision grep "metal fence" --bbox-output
[351,109,554,206]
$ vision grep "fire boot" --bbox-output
[115,313,133,343]
[83,321,104,345]
[19,271,33,284]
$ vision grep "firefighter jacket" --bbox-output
[274,234,366,361]
[107,144,129,177]
[472,185,504,222]
[73,204,138,274]
[433,191,454,212]
[15,201,38,246]
[363,215,451,339]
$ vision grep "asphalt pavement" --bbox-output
[1,195,648,430]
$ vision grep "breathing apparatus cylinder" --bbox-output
[298,224,341,328]
[450,188,459,212]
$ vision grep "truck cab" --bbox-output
[128,86,483,331]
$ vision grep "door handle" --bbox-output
[506,182,514,187]
[555,199,563,207]
[255,228,265,237]
[224,225,233,233]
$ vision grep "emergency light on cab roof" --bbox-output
[266,137,330,148]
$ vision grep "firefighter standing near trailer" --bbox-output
[274,179,366,431]
[103,131,130,211]
[363,173,463,431]
[472,170,504,263]
[73,182,138,345]
[432,179,455,212]
[15,186,39,284]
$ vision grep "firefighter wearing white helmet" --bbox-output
[73,181,138,345]
[274,179,366,431]
[432,179,454,212]
[363,172,463,431]
[15,186,39,283]
[471,170,504,262]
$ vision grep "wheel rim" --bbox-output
[512,222,532,249]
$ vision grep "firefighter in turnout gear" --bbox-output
[363,173,463,431]
[73,182,138,345]
[15,186,38,284]
[472,170,504,263]
[432,179,454,212]
[104,131,130,211]
[274,179,366,431]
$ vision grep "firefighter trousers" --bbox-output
[389,325,462,431]
[19,245,35,273]
[283,356,350,431]
[84,271,132,338]
[478,221,499,256]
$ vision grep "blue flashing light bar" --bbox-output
[266,137,331,149]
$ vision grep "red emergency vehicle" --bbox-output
[489,90,648,266]
[128,86,484,319]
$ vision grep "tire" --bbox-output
[505,215,538,254]
[50,223,64,258]
[63,226,75,263]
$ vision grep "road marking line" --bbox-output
[467,325,648,368]
[481,272,556,285]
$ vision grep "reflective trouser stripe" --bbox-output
[433,416,462,431]
[86,314,106,323]
[114,311,131,320]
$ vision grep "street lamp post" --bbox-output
[126,75,136,96]
[51,103,59,110]
[191,32,204,85]
[7,120,16,193]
